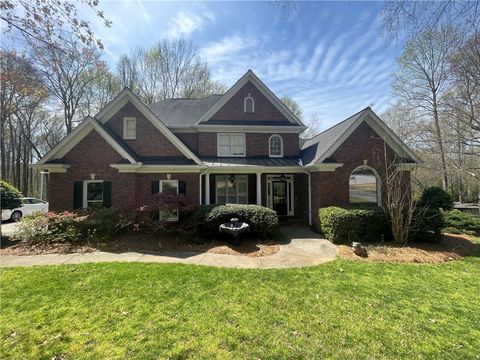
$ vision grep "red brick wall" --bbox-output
[48,130,136,212]
[197,132,299,157]
[310,121,410,229]
[105,101,184,157]
[210,81,287,122]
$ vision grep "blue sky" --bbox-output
[85,1,404,131]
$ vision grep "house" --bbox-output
[34,70,419,229]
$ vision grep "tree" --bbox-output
[393,28,459,190]
[0,180,22,210]
[383,1,480,39]
[116,39,225,104]
[281,96,304,120]
[1,0,111,49]
[32,38,104,133]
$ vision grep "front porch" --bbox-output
[200,172,310,224]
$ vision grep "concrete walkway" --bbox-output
[0,227,337,269]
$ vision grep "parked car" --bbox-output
[1,197,49,222]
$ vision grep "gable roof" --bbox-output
[149,95,223,127]
[95,88,203,164]
[37,116,137,164]
[300,107,421,166]
[195,70,306,126]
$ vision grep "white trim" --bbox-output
[110,163,204,173]
[244,95,255,113]
[83,180,104,209]
[37,116,137,164]
[195,70,305,126]
[31,163,70,173]
[349,165,381,206]
[266,174,294,216]
[269,134,283,158]
[317,108,421,164]
[194,125,307,133]
[96,88,203,165]
[217,133,246,157]
[305,163,344,172]
[159,179,179,221]
[123,117,136,140]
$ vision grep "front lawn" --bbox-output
[1,250,479,359]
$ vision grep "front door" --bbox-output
[272,181,288,216]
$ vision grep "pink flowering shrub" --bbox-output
[16,211,93,244]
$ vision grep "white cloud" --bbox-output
[200,35,257,62]
[167,10,215,38]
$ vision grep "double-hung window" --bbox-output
[123,117,136,139]
[216,175,248,204]
[160,180,179,221]
[217,133,245,157]
[83,180,103,209]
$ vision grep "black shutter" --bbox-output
[103,181,112,208]
[179,180,186,195]
[73,181,83,209]
[151,181,159,195]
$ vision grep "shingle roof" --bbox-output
[201,157,302,167]
[148,95,223,126]
[300,107,369,166]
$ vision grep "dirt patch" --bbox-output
[0,234,280,258]
[338,234,479,263]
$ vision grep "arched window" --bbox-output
[244,95,255,113]
[269,134,283,157]
[349,166,380,206]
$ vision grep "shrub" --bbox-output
[16,211,93,244]
[443,209,480,236]
[418,186,453,210]
[190,204,279,239]
[318,206,389,244]
[0,180,22,210]
[409,207,445,242]
[77,207,125,240]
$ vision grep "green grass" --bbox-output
[1,249,480,359]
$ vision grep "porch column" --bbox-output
[205,173,210,205]
[256,173,262,205]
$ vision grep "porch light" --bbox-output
[90,173,96,180]
[229,174,235,184]
[279,174,286,181]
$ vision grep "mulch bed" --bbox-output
[0,233,280,258]
[338,234,479,263]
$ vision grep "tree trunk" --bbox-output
[432,95,448,190]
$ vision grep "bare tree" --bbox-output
[116,39,225,104]
[393,28,459,190]
[1,0,111,49]
[383,1,480,39]
[31,38,104,133]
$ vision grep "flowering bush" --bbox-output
[16,211,93,244]
[128,192,197,233]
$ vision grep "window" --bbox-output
[269,134,283,157]
[160,180,179,221]
[349,167,379,205]
[84,180,104,208]
[244,95,255,113]
[216,175,248,204]
[217,133,246,157]
[123,117,136,139]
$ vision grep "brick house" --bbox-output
[34,70,419,228]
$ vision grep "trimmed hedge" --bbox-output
[190,204,279,239]
[409,207,444,242]
[443,209,480,236]
[318,207,389,244]
[418,186,453,210]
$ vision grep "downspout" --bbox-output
[305,171,312,227]
[199,172,206,205]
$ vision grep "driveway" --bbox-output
[0,226,337,269]
[1,221,18,237]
